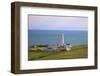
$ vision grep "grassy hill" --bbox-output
[28,45,88,60]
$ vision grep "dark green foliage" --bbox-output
[37,44,48,47]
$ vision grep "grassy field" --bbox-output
[28,45,88,60]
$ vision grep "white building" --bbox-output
[59,33,72,51]
[64,44,72,51]
[46,33,72,51]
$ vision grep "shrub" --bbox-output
[37,44,48,47]
[36,48,42,52]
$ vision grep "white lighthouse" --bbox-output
[47,33,72,51]
[59,33,64,46]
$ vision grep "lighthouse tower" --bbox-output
[59,33,64,46]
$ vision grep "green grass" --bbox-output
[28,45,88,60]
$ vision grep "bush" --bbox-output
[60,49,66,51]
[36,48,42,52]
[37,44,48,47]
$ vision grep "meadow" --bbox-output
[28,45,88,60]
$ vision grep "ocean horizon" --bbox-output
[28,30,88,48]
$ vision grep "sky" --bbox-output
[28,15,88,31]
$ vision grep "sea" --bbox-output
[28,30,88,48]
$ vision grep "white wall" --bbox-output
[0,0,100,76]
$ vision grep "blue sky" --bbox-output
[28,15,88,31]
